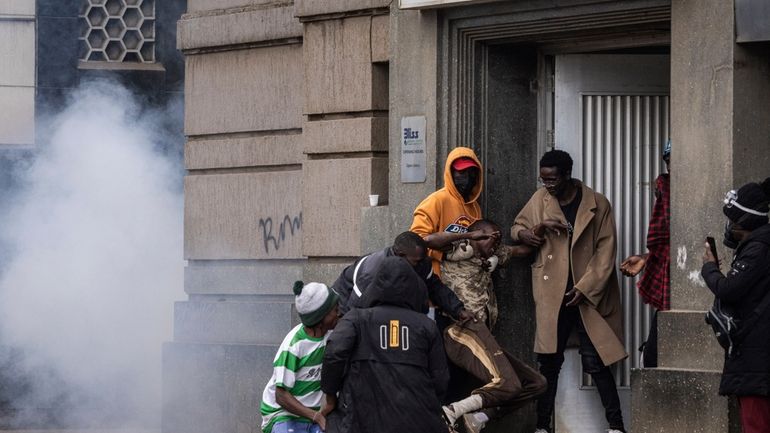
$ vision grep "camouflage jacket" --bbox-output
[439,242,515,328]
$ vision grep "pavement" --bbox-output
[0,430,160,433]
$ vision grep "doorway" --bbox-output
[436,4,671,432]
[552,53,670,432]
[462,45,670,433]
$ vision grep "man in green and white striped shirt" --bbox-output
[261,281,339,433]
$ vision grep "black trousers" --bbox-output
[535,305,625,432]
[641,309,658,368]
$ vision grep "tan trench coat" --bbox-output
[512,181,627,366]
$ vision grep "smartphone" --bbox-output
[706,236,719,263]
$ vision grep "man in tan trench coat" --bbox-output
[511,149,627,433]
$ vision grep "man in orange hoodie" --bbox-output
[411,148,500,431]
[411,147,487,276]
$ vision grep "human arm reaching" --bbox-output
[513,215,569,247]
[424,229,500,251]
[620,253,648,277]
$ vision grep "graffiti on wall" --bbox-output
[258,213,302,254]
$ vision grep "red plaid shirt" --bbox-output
[638,173,670,310]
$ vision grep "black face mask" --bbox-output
[723,220,739,249]
[452,168,478,198]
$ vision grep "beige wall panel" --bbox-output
[185,45,303,136]
[295,0,390,17]
[371,14,389,63]
[187,0,275,12]
[184,171,303,259]
[0,21,35,86]
[304,16,387,114]
[372,62,389,111]
[0,86,34,145]
[388,9,440,238]
[185,133,303,170]
[303,157,388,256]
[303,117,387,154]
[178,5,301,51]
[0,0,35,16]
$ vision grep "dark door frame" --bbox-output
[436,0,671,193]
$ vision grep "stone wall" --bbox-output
[298,0,392,291]
[165,2,305,432]
[165,1,391,431]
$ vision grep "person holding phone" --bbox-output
[701,179,770,433]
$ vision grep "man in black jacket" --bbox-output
[332,231,473,322]
[322,256,449,433]
[702,179,770,433]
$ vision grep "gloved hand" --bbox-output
[484,255,499,272]
[446,241,475,261]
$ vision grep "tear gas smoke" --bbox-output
[0,80,184,428]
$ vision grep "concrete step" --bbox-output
[184,260,304,296]
[162,342,278,433]
[658,310,724,371]
[631,368,740,433]
[173,300,298,345]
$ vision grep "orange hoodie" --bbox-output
[410,147,483,274]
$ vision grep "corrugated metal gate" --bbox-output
[580,94,669,386]
[554,54,670,397]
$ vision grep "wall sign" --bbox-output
[401,116,426,183]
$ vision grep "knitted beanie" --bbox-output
[293,281,339,327]
[723,182,770,230]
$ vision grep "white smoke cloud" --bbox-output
[0,80,184,427]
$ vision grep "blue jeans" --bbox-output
[272,419,322,433]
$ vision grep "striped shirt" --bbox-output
[260,324,327,433]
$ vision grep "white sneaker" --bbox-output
[534,429,549,433]
[442,405,458,426]
[607,430,625,433]
[462,412,486,433]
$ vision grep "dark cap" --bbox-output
[723,182,769,230]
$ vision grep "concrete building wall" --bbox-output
[300,3,391,268]
[166,3,305,431]
[0,2,35,146]
[389,7,441,236]
[166,1,390,431]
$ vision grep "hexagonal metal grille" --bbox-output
[79,0,155,63]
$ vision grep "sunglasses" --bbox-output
[538,176,562,186]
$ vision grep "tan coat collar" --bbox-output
[541,180,597,244]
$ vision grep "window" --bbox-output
[79,0,155,63]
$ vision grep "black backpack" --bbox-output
[705,299,740,357]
